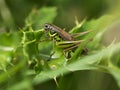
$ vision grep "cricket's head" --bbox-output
[44,23,57,36]
[44,23,51,31]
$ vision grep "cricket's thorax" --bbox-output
[44,23,75,41]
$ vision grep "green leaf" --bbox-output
[25,7,57,29]
[8,80,32,90]
[0,32,21,71]
[33,43,120,85]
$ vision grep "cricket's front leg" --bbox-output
[47,51,55,61]
[47,38,56,61]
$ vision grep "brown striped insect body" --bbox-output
[44,23,88,59]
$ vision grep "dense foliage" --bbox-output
[0,0,120,90]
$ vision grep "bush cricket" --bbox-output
[44,23,89,59]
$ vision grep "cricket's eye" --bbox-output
[44,23,50,30]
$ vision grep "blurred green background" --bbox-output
[0,0,120,90]
[0,0,110,30]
